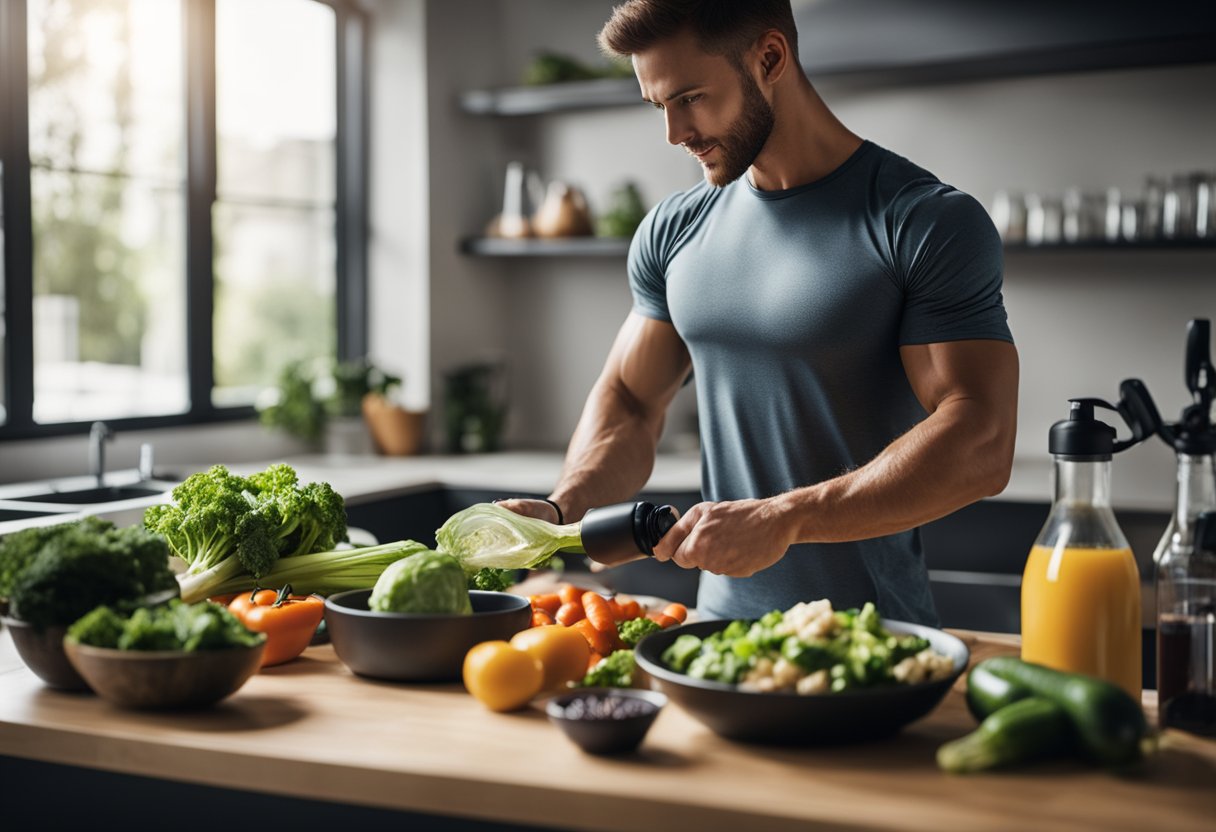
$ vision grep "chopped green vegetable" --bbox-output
[0,516,115,600]
[468,567,515,593]
[369,549,472,614]
[617,616,662,647]
[580,649,636,688]
[663,600,953,694]
[68,599,263,651]
[144,463,348,603]
[9,523,178,630]
[435,502,584,573]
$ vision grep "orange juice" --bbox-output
[1021,544,1142,700]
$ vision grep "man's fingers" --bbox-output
[493,498,558,522]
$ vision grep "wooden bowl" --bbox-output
[63,638,266,709]
[1,616,90,691]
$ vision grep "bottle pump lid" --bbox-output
[1049,399,1119,460]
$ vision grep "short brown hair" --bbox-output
[597,0,798,68]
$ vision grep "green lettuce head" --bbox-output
[368,549,472,614]
[435,502,584,572]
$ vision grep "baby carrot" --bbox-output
[558,584,584,606]
[573,618,613,656]
[647,611,680,629]
[555,602,585,626]
[530,593,562,616]
[618,598,642,620]
[662,602,688,623]
[582,591,616,634]
[531,609,555,627]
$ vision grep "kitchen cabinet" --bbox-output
[2,628,1213,830]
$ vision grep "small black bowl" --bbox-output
[324,589,531,682]
[634,619,969,745]
[545,687,667,755]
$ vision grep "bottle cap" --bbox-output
[1049,399,1118,460]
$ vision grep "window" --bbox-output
[0,0,366,438]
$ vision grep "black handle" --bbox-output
[1186,319,1213,402]
[652,505,678,541]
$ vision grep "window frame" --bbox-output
[0,0,368,441]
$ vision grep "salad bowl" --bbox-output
[634,618,969,745]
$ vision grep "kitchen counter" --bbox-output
[1,628,1212,831]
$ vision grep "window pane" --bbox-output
[214,0,337,408]
[216,0,336,204]
[27,0,186,424]
[212,203,336,407]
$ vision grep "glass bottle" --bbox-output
[1157,511,1216,736]
[1022,399,1142,700]
[1152,454,1216,566]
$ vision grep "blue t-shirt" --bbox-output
[629,140,1012,625]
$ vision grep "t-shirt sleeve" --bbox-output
[627,202,673,323]
[892,185,1013,346]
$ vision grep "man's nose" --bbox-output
[664,109,693,147]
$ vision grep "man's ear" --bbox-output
[754,29,789,84]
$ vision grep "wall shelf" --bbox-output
[460,1,1216,118]
[459,237,631,257]
[1004,240,1216,252]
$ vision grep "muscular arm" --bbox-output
[507,312,690,523]
[658,338,1019,575]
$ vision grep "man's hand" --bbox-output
[493,498,560,524]
[652,497,798,577]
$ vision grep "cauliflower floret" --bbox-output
[795,669,829,695]
[774,598,838,642]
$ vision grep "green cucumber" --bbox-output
[937,696,1071,774]
[979,656,1149,766]
[966,661,1032,722]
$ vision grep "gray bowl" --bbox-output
[634,618,969,745]
[324,589,532,682]
[1,616,90,691]
[545,687,667,755]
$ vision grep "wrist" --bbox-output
[769,488,813,544]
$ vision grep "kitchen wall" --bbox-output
[411,0,1216,509]
[3,0,1211,513]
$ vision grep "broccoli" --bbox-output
[9,523,178,630]
[580,649,637,688]
[68,600,263,651]
[662,633,703,673]
[0,516,115,600]
[467,567,514,592]
[617,616,662,647]
[145,463,349,603]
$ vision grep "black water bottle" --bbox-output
[579,501,678,567]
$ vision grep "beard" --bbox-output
[688,70,775,188]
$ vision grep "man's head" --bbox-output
[598,1,799,187]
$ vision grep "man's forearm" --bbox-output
[777,397,1014,543]
[548,380,665,522]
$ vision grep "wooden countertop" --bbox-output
[1,628,1213,832]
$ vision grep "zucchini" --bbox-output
[937,696,1071,774]
[966,661,1032,722]
[979,656,1149,766]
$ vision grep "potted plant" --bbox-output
[259,358,423,455]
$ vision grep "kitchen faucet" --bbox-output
[89,421,113,487]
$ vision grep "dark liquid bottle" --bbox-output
[1157,606,1216,737]
[1156,511,1216,737]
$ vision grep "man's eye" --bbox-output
[650,101,664,111]
[681,94,702,105]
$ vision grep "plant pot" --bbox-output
[362,393,426,456]
[324,415,376,456]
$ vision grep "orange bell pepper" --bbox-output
[228,585,324,668]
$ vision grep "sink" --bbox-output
[0,507,58,522]
[10,484,168,506]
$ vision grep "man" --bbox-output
[500,0,1018,625]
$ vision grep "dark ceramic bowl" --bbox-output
[1,616,90,691]
[545,687,667,755]
[634,619,969,745]
[324,589,532,682]
[64,637,266,709]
